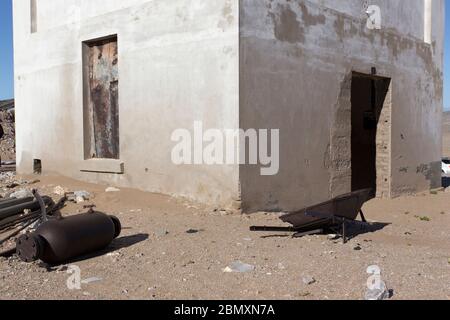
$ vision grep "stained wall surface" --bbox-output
[14,0,445,212]
[14,0,241,208]
[240,0,444,212]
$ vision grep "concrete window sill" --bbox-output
[81,159,124,174]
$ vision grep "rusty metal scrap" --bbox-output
[250,189,373,243]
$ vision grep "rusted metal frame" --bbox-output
[32,189,48,222]
[0,218,39,247]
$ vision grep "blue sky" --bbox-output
[0,1,450,107]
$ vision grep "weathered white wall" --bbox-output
[14,0,445,213]
[14,0,240,208]
[240,0,445,212]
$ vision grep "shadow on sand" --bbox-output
[442,176,450,188]
[257,221,390,241]
[46,233,150,267]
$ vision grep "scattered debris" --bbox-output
[67,190,91,204]
[7,182,20,189]
[415,215,431,222]
[302,276,316,285]
[327,234,340,240]
[105,187,120,193]
[53,186,67,196]
[223,261,255,273]
[9,189,33,199]
[298,291,311,297]
[56,265,68,273]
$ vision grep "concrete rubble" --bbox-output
[0,100,15,163]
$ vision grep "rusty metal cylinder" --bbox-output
[16,212,121,264]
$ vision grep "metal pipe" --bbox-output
[0,210,41,231]
[0,196,53,221]
[0,197,35,210]
[250,226,297,232]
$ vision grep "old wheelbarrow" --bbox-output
[250,189,374,244]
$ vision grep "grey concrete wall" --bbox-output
[240,0,444,212]
[13,0,240,208]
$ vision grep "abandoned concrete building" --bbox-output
[13,0,444,212]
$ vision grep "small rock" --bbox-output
[74,191,91,203]
[106,252,121,257]
[186,229,199,234]
[7,182,20,189]
[10,189,33,199]
[53,186,66,196]
[302,276,316,285]
[354,245,362,251]
[223,261,255,273]
[105,187,121,193]
[56,265,68,273]
[327,234,340,240]
[298,292,311,297]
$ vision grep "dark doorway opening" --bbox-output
[33,159,42,174]
[351,73,391,196]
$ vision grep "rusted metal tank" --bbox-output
[16,212,121,264]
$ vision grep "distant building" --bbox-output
[13,0,445,212]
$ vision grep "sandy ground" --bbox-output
[0,174,449,300]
